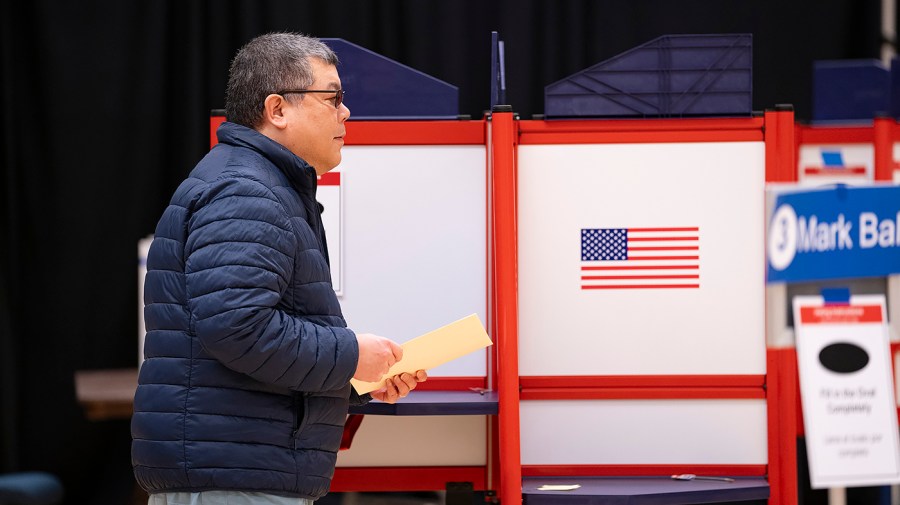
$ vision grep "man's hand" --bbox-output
[371,370,427,403]
[353,333,403,383]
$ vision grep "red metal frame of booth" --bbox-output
[793,120,900,413]
[770,113,900,505]
[495,114,784,504]
[763,109,800,505]
[211,111,897,505]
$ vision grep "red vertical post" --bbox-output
[485,117,502,497]
[874,115,894,181]
[490,107,522,505]
[764,106,798,505]
[765,105,797,182]
[766,349,799,505]
[210,113,226,148]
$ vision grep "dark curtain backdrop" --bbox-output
[0,1,884,504]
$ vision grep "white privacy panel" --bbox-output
[520,399,768,465]
[517,142,766,375]
[336,415,487,467]
[335,145,487,377]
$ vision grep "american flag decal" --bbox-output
[581,227,700,289]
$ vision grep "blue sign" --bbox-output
[767,185,900,283]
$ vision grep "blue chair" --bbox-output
[0,472,63,505]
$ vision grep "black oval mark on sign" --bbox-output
[819,343,869,374]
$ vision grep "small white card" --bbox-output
[536,485,581,491]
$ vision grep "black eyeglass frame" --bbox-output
[276,89,345,109]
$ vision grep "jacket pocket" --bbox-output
[291,392,308,438]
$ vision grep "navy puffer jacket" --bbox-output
[132,122,360,500]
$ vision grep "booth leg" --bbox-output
[446,482,474,505]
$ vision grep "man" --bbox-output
[132,32,426,504]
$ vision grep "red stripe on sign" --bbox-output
[317,172,340,186]
[582,274,699,280]
[803,166,867,175]
[582,265,699,271]
[583,284,699,290]
[628,236,698,241]
[628,246,699,251]
[629,227,700,232]
[627,256,700,261]
[799,305,883,324]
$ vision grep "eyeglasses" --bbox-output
[277,89,344,109]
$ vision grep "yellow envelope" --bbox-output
[350,314,493,394]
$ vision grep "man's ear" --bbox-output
[262,94,290,130]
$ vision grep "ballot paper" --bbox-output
[350,313,492,394]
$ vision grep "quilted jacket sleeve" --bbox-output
[183,175,358,392]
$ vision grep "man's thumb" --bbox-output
[389,340,403,361]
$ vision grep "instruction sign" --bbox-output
[793,295,900,489]
[767,185,900,283]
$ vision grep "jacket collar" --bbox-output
[216,121,318,192]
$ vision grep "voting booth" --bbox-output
[789,86,900,502]
[481,35,776,505]
[489,112,779,505]
[790,69,900,503]
[201,36,782,504]
[765,184,900,502]
[191,35,900,504]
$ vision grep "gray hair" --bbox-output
[225,32,339,128]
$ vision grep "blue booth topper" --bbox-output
[321,38,458,120]
[767,185,900,283]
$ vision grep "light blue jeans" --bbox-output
[149,491,314,505]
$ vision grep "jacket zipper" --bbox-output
[292,392,303,436]
[292,392,309,440]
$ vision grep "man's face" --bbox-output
[283,58,350,175]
